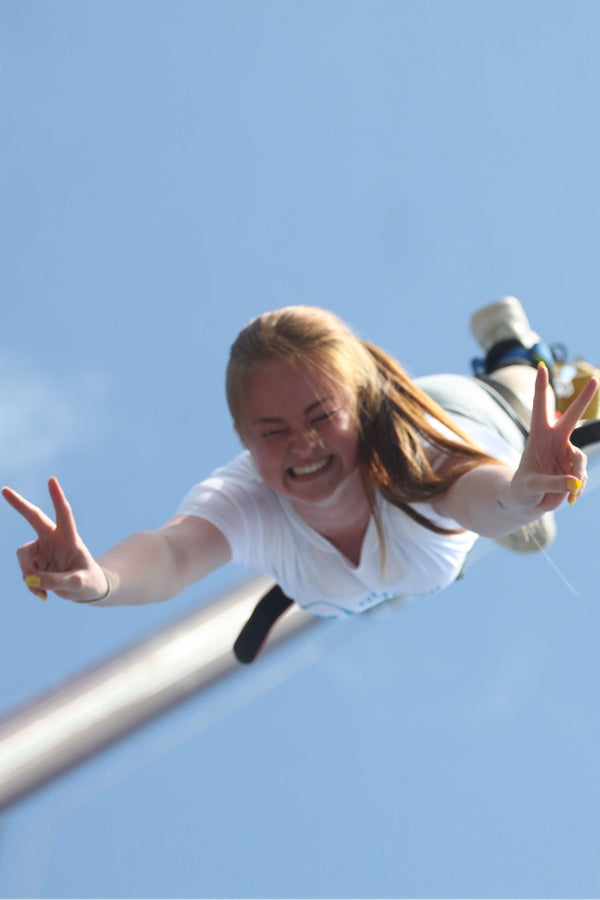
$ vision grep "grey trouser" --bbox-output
[415,373,528,455]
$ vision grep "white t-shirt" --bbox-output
[177,415,521,620]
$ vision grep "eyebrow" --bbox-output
[251,398,331,426]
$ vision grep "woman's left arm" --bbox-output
[432,364,599,538]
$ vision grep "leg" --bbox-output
[469,297,558,553]
[470,297,557,418]
[489,364,556,419]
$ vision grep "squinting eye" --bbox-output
[261,428,288,438]
[310,410,336,424]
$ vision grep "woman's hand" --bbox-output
[2,477,109,602]
[503,363,599,514]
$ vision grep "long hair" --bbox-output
[226,306,498,540]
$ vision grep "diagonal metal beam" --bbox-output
[0,576,318,811]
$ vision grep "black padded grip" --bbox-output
[233,584,294,663]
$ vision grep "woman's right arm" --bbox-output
[2,477,231,606]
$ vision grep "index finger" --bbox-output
[528,363,552,435]
[2,485,56,535]
[47,477,79,543]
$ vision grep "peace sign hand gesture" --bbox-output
[505,364,599,515]
[2,477,109,602]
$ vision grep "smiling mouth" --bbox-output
[289,456,332,477]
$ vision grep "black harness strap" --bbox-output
[571,418,600,448]
[233,584,294,664]
[475,374,532,437]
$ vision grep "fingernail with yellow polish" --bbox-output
[25,575,41,588]
[567,477,583,492]
[35,591,47,601]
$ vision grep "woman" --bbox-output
[3,297,598,619]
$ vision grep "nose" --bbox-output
[290,424,321,455]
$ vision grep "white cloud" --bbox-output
[0,350,110,475]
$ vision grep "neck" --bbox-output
[291,468,372,564]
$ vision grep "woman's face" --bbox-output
[236,356,362,507]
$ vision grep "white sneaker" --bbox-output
[470,296,541,352]
[496,511,557,554]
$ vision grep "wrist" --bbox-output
[75,567,112,604]
[496,480,529,519]
[496,481,517,512]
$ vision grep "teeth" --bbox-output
[291,458,329,476]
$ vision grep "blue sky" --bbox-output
[2,1,600,897]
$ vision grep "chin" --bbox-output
[287,474,352,507]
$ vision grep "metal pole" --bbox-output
[0,576,319,811]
